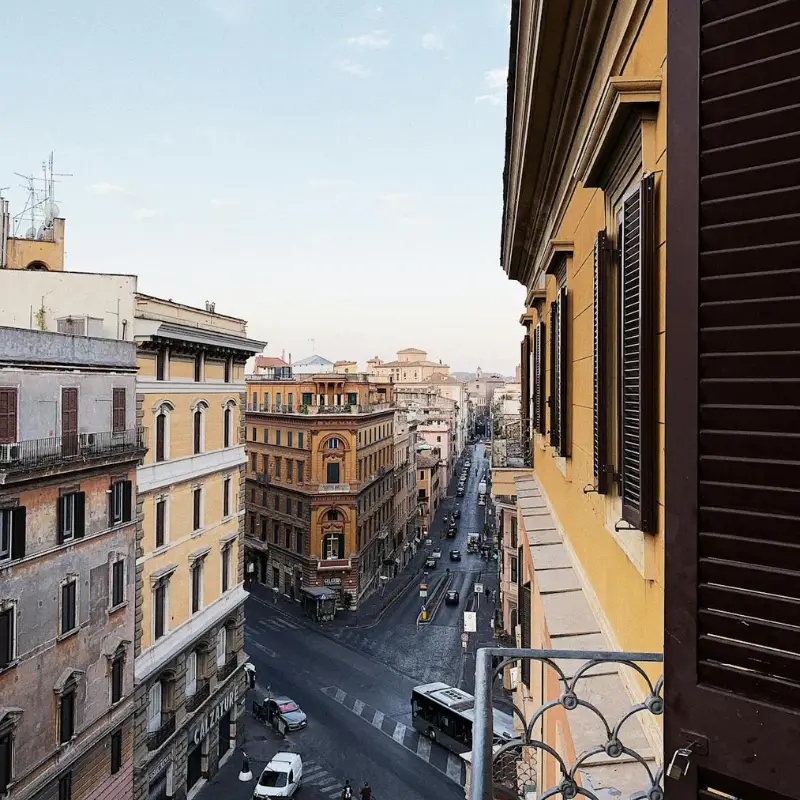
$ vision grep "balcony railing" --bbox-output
[0,427,147,473]
[246,403,393,416]
[254,472,270,485]
[185,681,210,713]
[146,713,176,752]
[217,654,238,682]
[470,647,664,800]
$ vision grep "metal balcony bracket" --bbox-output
[614,519,637,532]
[471,648,664,800]
[582,484,599,495]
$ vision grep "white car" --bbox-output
[254,753,303,798]
[432,548,442,559]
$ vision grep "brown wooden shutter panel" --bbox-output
[620,174,656,532]
[521,334,531,429]
[532,324,541,434]
[593,232,610,493]
[0,388,17,445]
[520,582,531,688]
[112,388,125,433]
[552,301,559,448]
[536,322,546,434]
[557,286,569,456]
[11,507,26,560]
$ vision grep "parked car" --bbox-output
[265,695,307,731]
[446,528,456,539]
[445,590,460,605]
[254,752,303,798]
[457,488,465,497]
[453,508,461,519]
[425,556,437,569]
[450,549,462,561]
[432,548,442,559]
[478,497,486,506]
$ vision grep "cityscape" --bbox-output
[1,2,797,800]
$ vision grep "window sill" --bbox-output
[57,628,80,643]
[153,543,170,556]
[108,601,128,616]
[0,659,18,675]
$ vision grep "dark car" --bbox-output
[265,695,307,731]
[456,488,465,497]
[425,556,437,569]
[450,549,462,561]
[453,508,461,519]
[445,590,460,605]
[446,528,456,539]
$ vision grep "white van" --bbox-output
[253,752,303,798]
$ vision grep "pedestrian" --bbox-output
[341,779,353,800]
[360,781,372,800]
[485,586,490,600]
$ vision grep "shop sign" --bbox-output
[189,689,236,747]
[147,753,172,782]
[323,577,342,586]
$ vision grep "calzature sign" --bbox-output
[189,689,236,746]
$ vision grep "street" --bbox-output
[199,443,495,800]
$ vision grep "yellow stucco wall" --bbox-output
[530,0,666,657]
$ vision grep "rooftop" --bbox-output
[255,356,290,368]
[293,354,334,366]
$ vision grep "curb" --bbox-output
[416,572,452,626]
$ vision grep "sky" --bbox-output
[1,0,525,375]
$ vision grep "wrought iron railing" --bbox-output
[185,681,210,713]
[470,648,664,800]
[217,655,238,682]
[146,713,176,752]
[0,427,147,472]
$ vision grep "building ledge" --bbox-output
[138,446,246,494]
[135,585,247,683]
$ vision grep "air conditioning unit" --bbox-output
[0,443,21,463]
[85,433,97,446]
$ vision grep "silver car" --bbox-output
[265,695,307,731]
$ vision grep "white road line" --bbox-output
[446,753,463,782]
[303,766,326,778]
[251,641,278,658]
[335,689,346,703]
[352,699,365,716]
[392,722,407,743]
[319,781,340,792]
[416,735,432,761]
[372,710,385,729]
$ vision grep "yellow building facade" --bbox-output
[132,295,263,800]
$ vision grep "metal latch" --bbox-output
[666,742,695,781]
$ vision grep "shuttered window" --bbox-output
[548,289,569,456]
[112,388,125,433]
[533,322,545,434]
[520,582,531,688]
[0,388,17,445]
[620,174,656,531]
[593,232,611,493]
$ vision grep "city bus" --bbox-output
[411,682,518,754]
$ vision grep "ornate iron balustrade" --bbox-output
[217,655,238,682]
[185,681,210,713]
[146,713,176,752]
[470,648,664,800]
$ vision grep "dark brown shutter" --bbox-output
[549,302,558,447]
[557,286,569,456]
[59,693,74,743]
[520,582,531,688]
[155,501,165,548]
[122,481,132,523]
[593,232,611,493]
[112,388,125,433]
[57,496,65,544]
[0,609,13,667]
[193,410,201,454]
[620,174,656,531]
[154,584,165,639]
[155,414,166,462]
[74,493,85,539]
[534,322,546,434]
[0,388,17,444]
[521,334,531,429]
[11,507,25,560]
[61,388,78,457]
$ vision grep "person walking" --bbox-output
[360,782,372,800]
[341,780,353,800]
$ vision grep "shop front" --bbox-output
[301,585,337,622]
[146,753,173,800]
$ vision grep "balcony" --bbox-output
[185,681,210,713]
[468,648,663,800]
[0,427,147,477]
[246,403,393,417]
[146,712,176,752]
[254,472,270,485]
[217,654,238,682]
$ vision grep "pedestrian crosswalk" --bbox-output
[301,760,347,799]
[257,615,302,633]
[320,685,467,786]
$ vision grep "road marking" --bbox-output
[335,689,346,703]
[416,735,432,760]
[320,781,340,792]
[372,710,384,729]
[446,753,463,782]
[251,640,278,658]
[352,699,365,716]
[392,722,406,743]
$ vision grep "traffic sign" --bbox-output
[474,583,484,594]
[461,632,469,644]
[419,590,428,598]
[425,538,432,546]
[463,612,477,632]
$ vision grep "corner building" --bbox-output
[131,296,263,800]
[243,374,395,610]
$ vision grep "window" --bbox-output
[533,321,545,435]
[297,500,303,517]
[262,454,269,474]
[112,559,125,607]
[326,462,340,483]
[0,732,12,793]
[191,562,203,613]
[59,687,76,743]
[186,652,197,697]
[109,481,132,526]
[347,392,358,406]
[223,477,231,517]
[284,527,291,549]
[276,393,282,409]
[286,459,293,482]
[223,407,232,448]
[275,430,282,446]
[221,545,232,592]
[112,388,126,433]
[156,349,166,381]
[153,581,168,640]
[263,428,268,444]
[327,509,340,521]
[261,489,267,506]
[260,518,267,541]
[252,427,257,441]
[216,628,227,667]
[0,388,18,445]
[58,492,85,543]
[285,497,291,514]
[298,432,304,449]
[287,392,293,411]
[297,460,304,484]
[323,534,344,560]
[111,654,124,703]
[224,358,231,383]
[275,457,282,479]
[251,453,257,471]
[155,498,167,548]
[0,607,14,669]
[274,495,280,511]
[510,555,518,584]
[302,392,313,406]
[287,431,293,448]
[328,437,340,449]
[155,406,169,462]
[147,682,162,733]
[273,522,279,544]
[548,285,569,456]
[61,580,77,635]
[296,529,303,554]
[110,730,123,774]
[58,771,72,800]
[251,391,258,408]
[193,409,203,454]
[192,487,202,531]
[0,507,26,563]
[437,435,441,443]
[194,354,203,382]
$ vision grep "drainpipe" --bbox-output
[0,199,9,269]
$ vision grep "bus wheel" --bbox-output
[428,728,436,742]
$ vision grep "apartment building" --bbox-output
[0,328,145,800]
[132,295,263,800]
[414,450,440,536]
[243,374,395,611]
[392,411,418,570]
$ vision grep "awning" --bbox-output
[302,586,335,600]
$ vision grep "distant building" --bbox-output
[393,412,418,569]
[0,198,66,272]
[333,360,358,374]
[367,348,450,382]
[414,450,441,534]
[292,354,334,374]
[252,356,292,380]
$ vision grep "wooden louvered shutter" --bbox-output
[620,174,656,531]
[532,324,541,434]
[593,232,611,493]
[0,389,17,445]
[549,302,558,447]
[557,286,568,456]
[536,322,546,434]
[521,334,531,431]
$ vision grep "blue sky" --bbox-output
[1,0,524,374]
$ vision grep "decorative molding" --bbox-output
[138,446,246,494]
[138,379,246,395]
[575,76,661,187]
[543,239,574,276]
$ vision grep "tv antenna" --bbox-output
[12,152,72,239]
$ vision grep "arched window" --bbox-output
[328,437,340,449]
[26,260,49,271]
[223,400,236,448]
[327,509,340,521]
[154,403,173,462]
[192,401,208,454]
